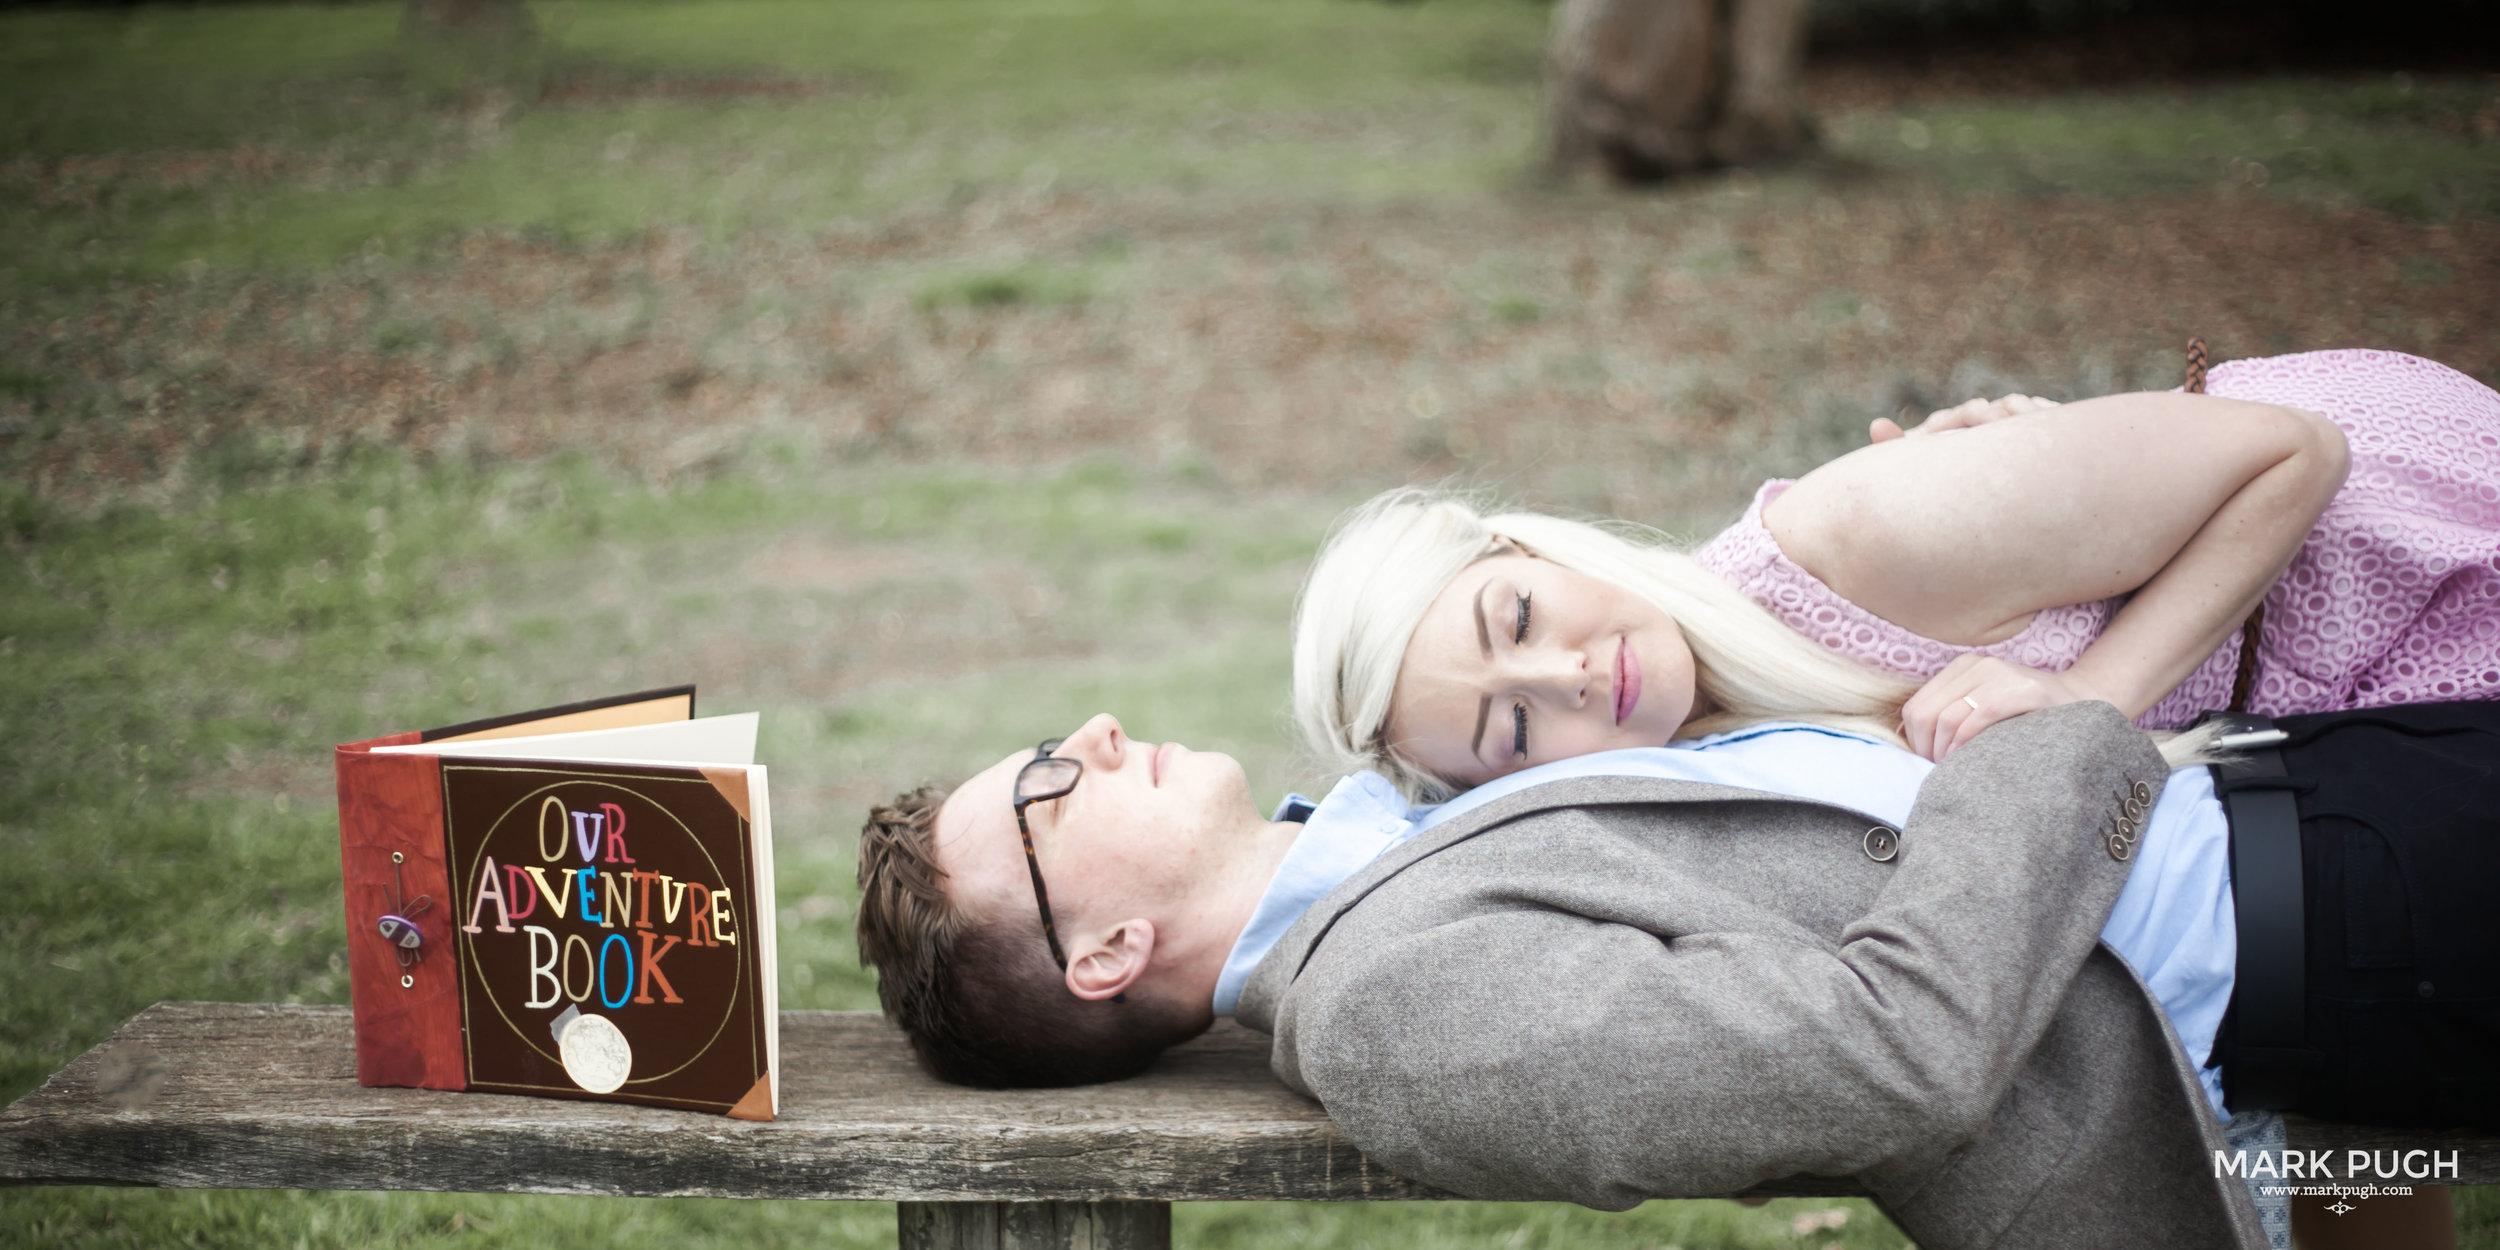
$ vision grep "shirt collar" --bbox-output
[1212,771,1413,1016]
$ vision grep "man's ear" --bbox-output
[1064,918,1155,1001]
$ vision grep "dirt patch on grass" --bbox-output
[9,181,2492,529]
[8,147,300,206]
[535,70,875,107]
[745,536,930,591]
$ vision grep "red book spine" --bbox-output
[335,735,466,1090]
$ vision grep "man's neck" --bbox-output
[1151,815,1303,1011]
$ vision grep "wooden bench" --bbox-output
[7,1002,2498,1248]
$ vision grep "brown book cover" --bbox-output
[334,688,779,1119]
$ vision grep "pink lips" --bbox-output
[1152,741,1173,786]
[1615,639,1642,725]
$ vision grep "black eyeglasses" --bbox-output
[1012,738,1081,970]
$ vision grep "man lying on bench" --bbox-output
[855,700,2500,1250]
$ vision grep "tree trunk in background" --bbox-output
[403,0,532,40]
[1544,0,1813,182]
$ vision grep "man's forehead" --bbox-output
[938,749,1023,845]
[930,748,1029,904]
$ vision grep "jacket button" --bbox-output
[1863,826,1900,862]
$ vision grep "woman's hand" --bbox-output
[1901,653,2113,761]
[1868,393,2062,444]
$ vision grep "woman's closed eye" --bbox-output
[1507,593,1532,759]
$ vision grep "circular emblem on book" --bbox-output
[558,1013,634,1094]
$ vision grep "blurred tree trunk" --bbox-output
[1544,0,1813,182]
[403,0,532,40]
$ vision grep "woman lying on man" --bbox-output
[1296,348,2497,796]
[1291,347,2500,1250]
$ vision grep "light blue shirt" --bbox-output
[1216,723,2237,1116]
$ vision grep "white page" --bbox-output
[371,712,758,766]
[747,764,778,1115]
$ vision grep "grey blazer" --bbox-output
[1236,702,2265,1250]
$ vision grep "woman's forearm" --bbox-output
[1852,392,2349,758]
[2060,406,2347,716]
[1769,391,2350,704]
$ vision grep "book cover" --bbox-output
[334,687,778,1119]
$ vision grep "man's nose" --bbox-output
[1065,712,1127,764]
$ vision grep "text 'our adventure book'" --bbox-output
[334,686,779,1119]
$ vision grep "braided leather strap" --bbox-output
[2230,605,2265,713]
[2184,336,2209,395]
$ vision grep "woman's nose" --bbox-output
[1503,646,1586,703]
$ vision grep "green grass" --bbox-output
[0,0,1550,288]
[0,5,407,153]
[912,261,1103,311]
[1831,75,2500,219]
[0,1188,900,1250]
[0,1188,1929,1250]
[13,0,2485,294]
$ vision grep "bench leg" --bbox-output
[896,1201,1172,1250]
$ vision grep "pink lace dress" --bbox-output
[1693,350,2500,728]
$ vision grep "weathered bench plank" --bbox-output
[5,1000,2496,1214]
[0,1002,1434,1203]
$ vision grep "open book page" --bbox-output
[374,713,757,766]
[426,687,695,743]
[746,764,778,1114]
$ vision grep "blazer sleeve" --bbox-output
[1269,700,2170,1209]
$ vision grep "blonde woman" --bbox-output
[1294,349,2500,798]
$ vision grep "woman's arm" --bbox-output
[1763,391,2349,758]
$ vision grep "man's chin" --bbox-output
[1218,756,1262,815]
[1183,754,1260,831]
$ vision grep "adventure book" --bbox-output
[334,686,779,1120]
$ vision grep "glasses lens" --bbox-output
[1016,757,1081,803]
[1037,738,1065,757]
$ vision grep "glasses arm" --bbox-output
[1013,803,1073,971]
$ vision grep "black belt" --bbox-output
[2211,712,2316,1112]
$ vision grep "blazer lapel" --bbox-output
[1235,773,1816,1032]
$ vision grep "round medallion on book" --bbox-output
[555,1010,634,1094]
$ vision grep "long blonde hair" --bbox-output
[1292,488,2218,801]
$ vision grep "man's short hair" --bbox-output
[855,784,1206,1088]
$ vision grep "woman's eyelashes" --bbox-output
[1507,592,1532,760]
